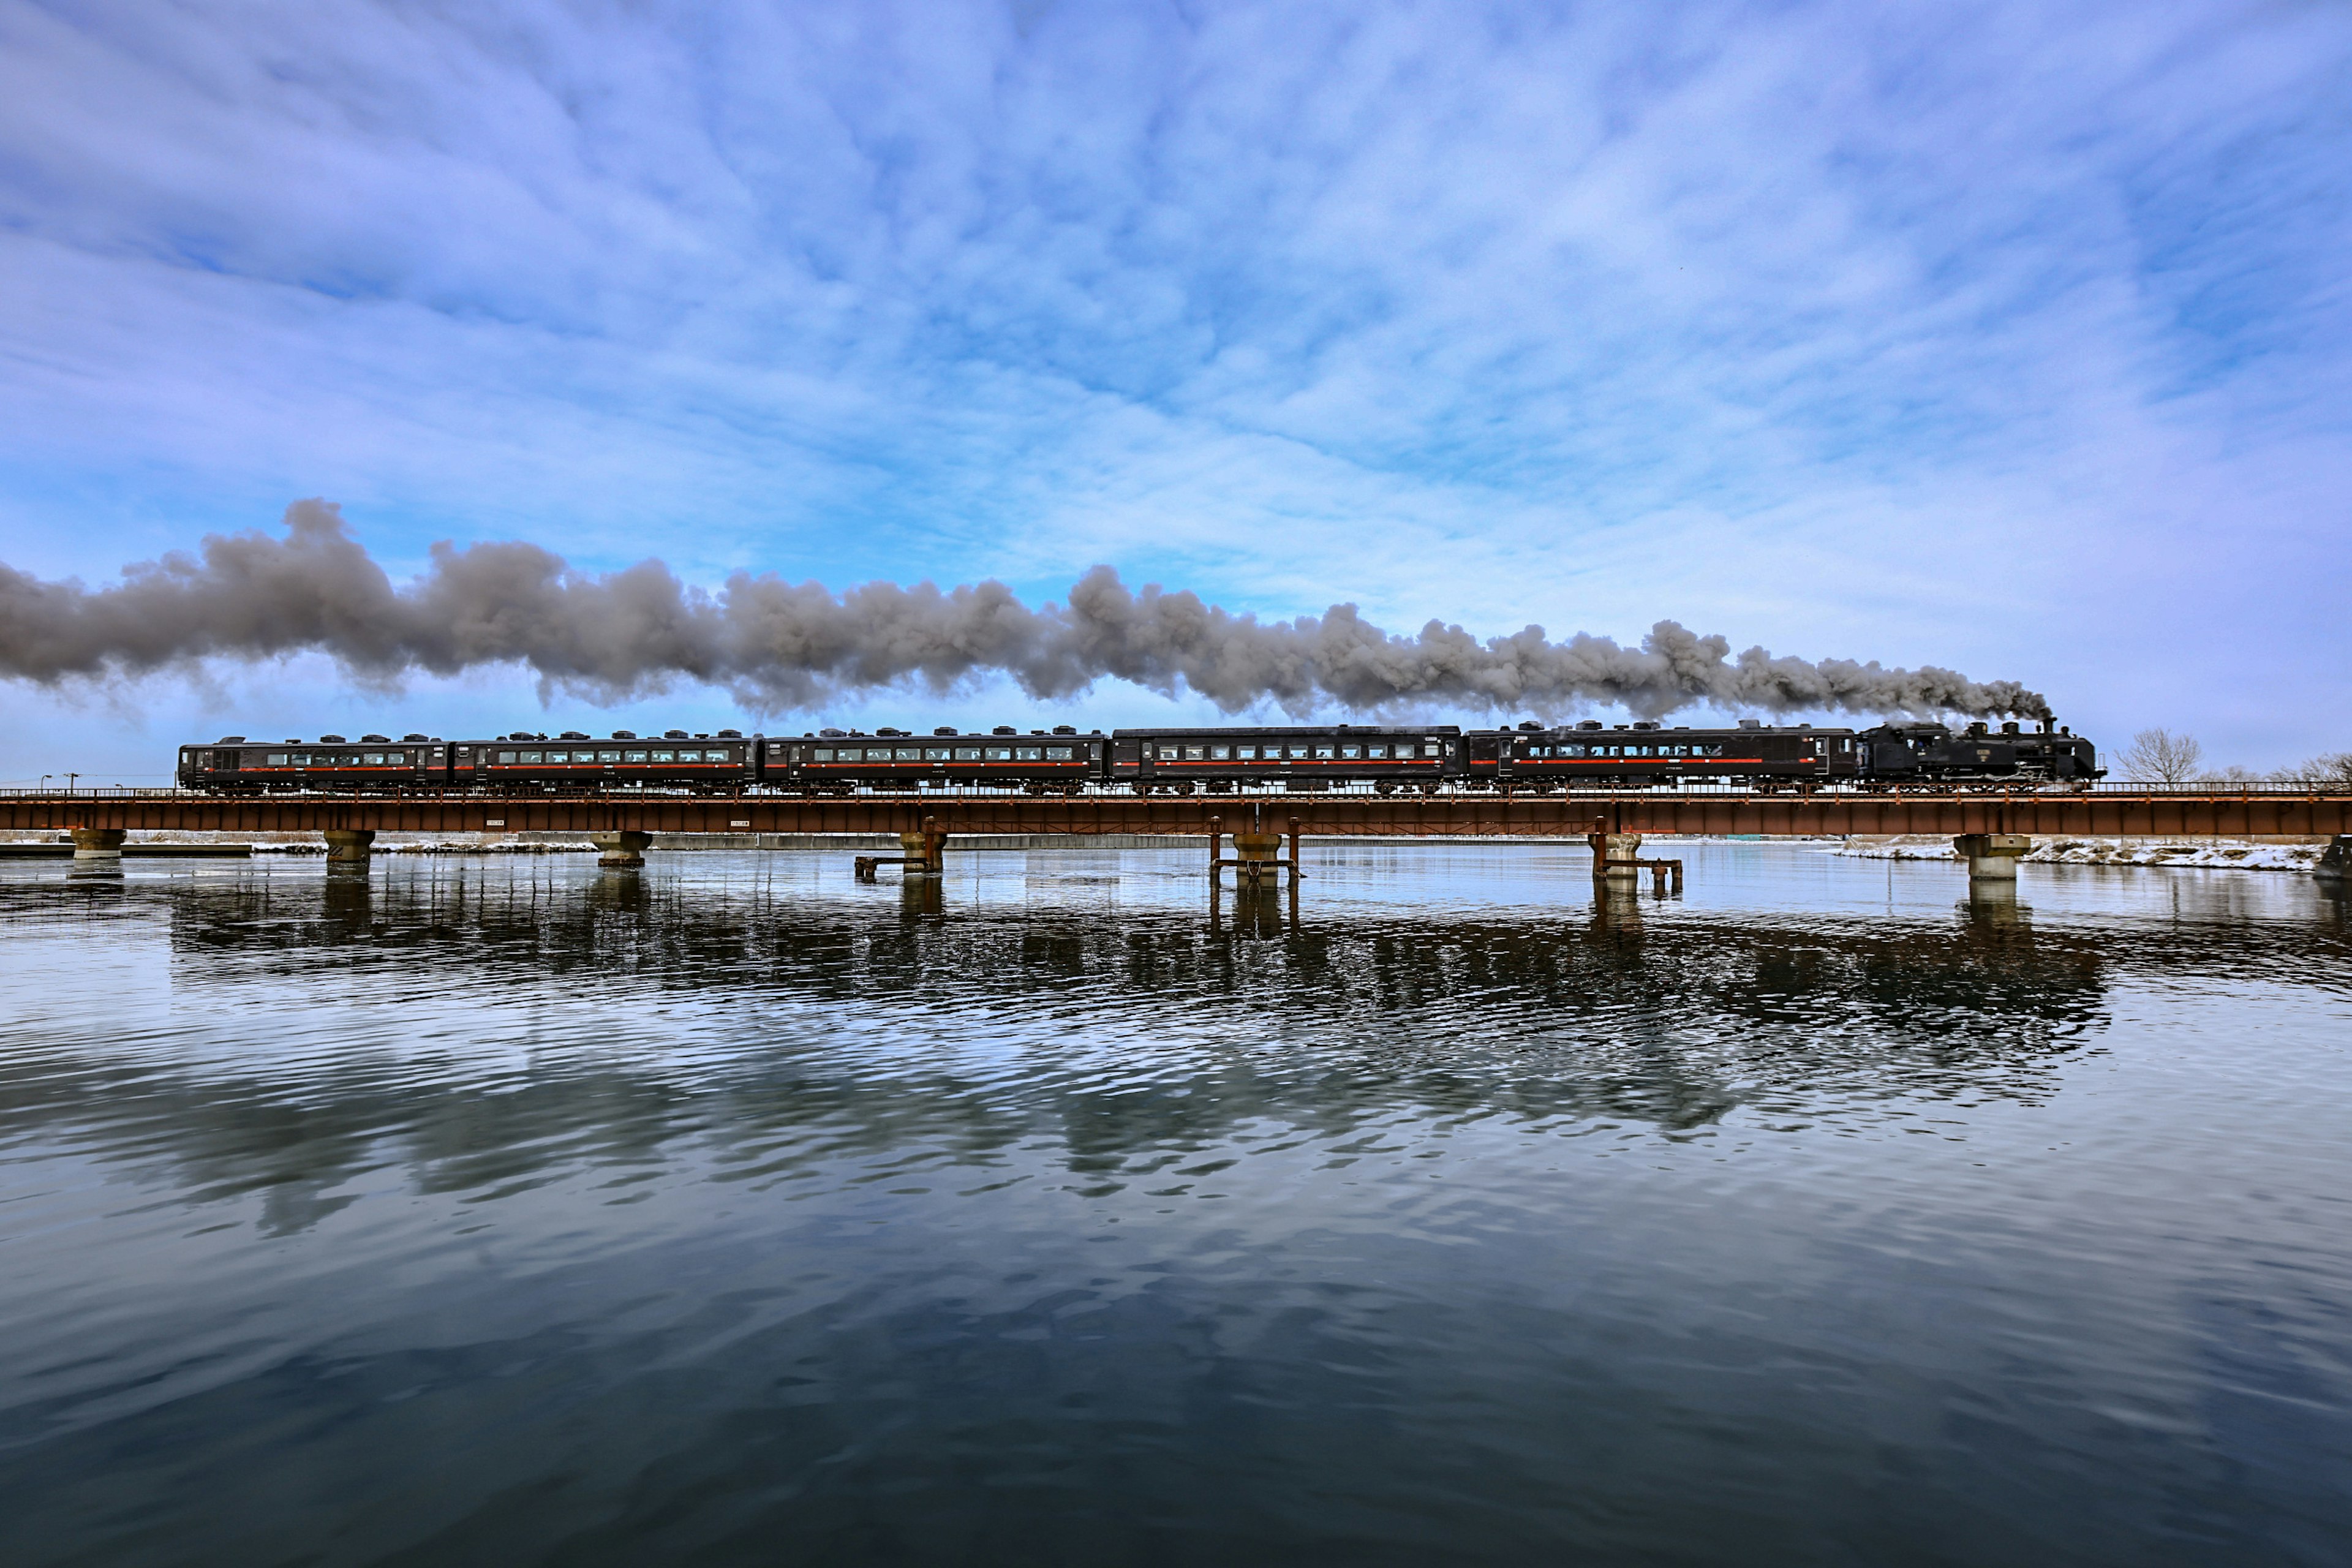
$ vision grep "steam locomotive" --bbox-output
[175,717,2100,794]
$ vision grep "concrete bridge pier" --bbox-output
[592,831,654,868]
[1953,833,2031,881]
[1590,832,1643,885]
[2317,836,2349,884]
[323,829,375,864]
[69,827,127,859]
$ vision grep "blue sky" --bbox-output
[2,0,2347,780]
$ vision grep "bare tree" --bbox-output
[2283,751,2352,787]
[2122,728,2204,784]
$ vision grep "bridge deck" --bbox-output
[6,787,2348,839]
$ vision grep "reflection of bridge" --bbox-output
[6,785,2350,839]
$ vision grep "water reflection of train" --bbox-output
[176,717,2100,796]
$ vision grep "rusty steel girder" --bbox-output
[3,789,2349,839]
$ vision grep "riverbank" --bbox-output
[1838,834,2331,872]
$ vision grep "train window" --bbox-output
[954,747,981,761]
[1209,745,1231,760]
[1237,745,1257,760]
[598,750,620,763]
[685,749,711,762]
[625,750,649,763]
[266,753,287,766]
[361,752,382,765]
[1046,746,1072,761]
[1309,745,1332,759]
[811,748,833,762]
[1016,747,1041,761]
[1158,745,1181,761]
[1425,742,1443,757]
[922,747,949,761]
[892,747,918,761]
[650,750,676,762]
[519,751,543,763]
[984,747,1011,761]
[1364,744,1387,760]
[1183,745,1206,761]
[494,751,514,764]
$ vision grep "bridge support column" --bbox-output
[1953,833,2030,881]
[592,831,654,867]
[323,829,375,864]
[69,827,126,859]
[2317,836,2350,884]
[1590,832,1643,884]
[898,820,947,876]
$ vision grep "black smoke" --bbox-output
[0,501,2051,720]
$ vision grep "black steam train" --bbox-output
[176,717,2100,794]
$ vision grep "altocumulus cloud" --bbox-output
[0,2,2346,753]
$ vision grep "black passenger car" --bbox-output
[1110,726,1458,794]
[764,726,1102,794]
[453,730,756,793]
[177,734,450,793]
[1461,720,1853,789]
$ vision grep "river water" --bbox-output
[1,843,2346,1566]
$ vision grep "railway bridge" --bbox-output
[8,785,2348,886]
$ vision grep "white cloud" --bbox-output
[0,0,2346,761]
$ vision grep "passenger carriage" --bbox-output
[1110,726,1459,795]
[764,726,1103,794]
[454,730,756,794]
[1463,721,1858,790]
[177,734,450,794]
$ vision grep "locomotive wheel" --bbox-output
[1374,780,1397,796]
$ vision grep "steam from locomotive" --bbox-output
[0,500,2051,721]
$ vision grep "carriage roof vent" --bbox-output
[992,725,1017,734]
[820,728,846,737]
[320,733,347,743]
[1052,724,1076,735]
[1632,721,1660,730]
[559,730,589,740]
[1737,718,1762,729]
[876,726,907,737]
[402,733,429,742]
[717,728,742,738]
[1518,720,1543,731]
[217,734,246,744]
[665,729,689,739]
[931,725,957,736]
[284,738,300,744]
[1577,720,1603,731]
[611,730,636,740]
[361,733,391,743]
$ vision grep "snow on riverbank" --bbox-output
[1836,835,2327,872]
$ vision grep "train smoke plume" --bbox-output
[0,501,2051,721]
